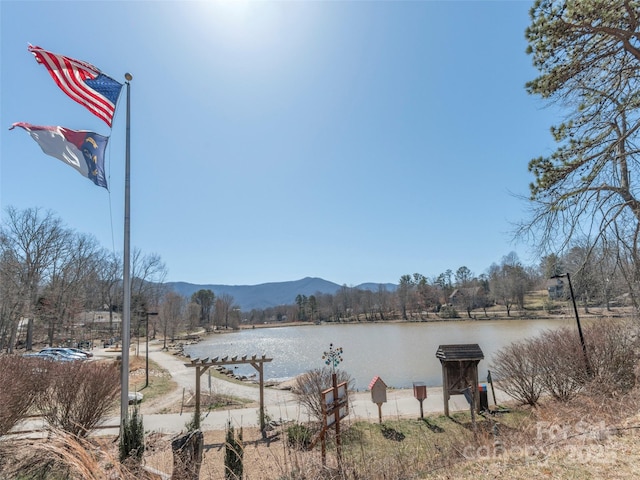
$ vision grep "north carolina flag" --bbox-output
[28,45,122,127]
[10,122,109,189]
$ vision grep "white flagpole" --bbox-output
[120,73,133,433]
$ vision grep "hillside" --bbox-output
[166,276,397,310]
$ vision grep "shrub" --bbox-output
[35,360,120,437]
[292,367,354,421]
[491,339,544,406]
[119,405,144,463]
[491,319,639,406]
[224,421,243,480]
[286,423,313,450]
[583,320,638,396]
[0,355,47,435]
[534,328,586,401]
[438,305,459,319]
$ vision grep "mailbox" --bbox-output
[413,382,427,401]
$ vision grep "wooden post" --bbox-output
[468,385,477,439]
[442,364,449,417]
[377,403,382,423]
[332,373,342,468]
[488,370,497,406]
[171,429,203,480]
[257,361,266,438]
[195,366,201,429]
[472,371,480,414]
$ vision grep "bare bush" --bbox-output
[583,320,639,396]
[491,339,544,406]
[534,328,586,401]
[35,360,120,437]
[0,355,49,435]
[492,320,639,406]
[292,367,354,421]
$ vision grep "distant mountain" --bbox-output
[166,277,397,311]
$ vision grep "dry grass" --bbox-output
[0,429,153,480]
[140,389,640,479]
[4,388,640,479]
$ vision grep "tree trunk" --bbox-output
[26,318,34,351]
[171,430,203,480]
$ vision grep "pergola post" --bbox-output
[195,366,201,429]
[252,360,266,438]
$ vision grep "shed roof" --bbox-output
[435,344,484,361]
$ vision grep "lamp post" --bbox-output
[552,273,592,376]
[144,312,158,389]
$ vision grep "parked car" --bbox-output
[128,392,144,404]
[23,352,57,361]
[25,351,76,362]
[65,347,93,358]
[39,347,86,361]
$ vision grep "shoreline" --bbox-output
[172,313,625,389]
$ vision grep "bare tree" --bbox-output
[131,248,167,310]
[38,233,103,346]
[214,293,236,329]
[95,250,122,335]
[396,275,414,320]
[0,207,71,350]
[489,253,531,316]
[191,289,215,328]
[0,250,24,352]
[159,291,186,347]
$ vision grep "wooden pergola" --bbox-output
[185,354,273,437]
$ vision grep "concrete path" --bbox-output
[12,340,512,437]
[92,340,512,435]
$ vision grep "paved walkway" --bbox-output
[90,340,511,435]
[12,341,511,437]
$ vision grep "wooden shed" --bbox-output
[435,344,484,416]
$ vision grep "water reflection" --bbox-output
[185,318,580,390]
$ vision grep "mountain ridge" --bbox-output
[166,276,397,311]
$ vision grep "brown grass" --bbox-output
[4,383,640,479]
[139,389,640,479]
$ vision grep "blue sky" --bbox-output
[1,0,558,286]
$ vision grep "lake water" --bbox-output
[184,318,583,390]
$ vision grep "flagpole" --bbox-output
[120,73,133,434]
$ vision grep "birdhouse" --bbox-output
[368,376,387,404]
[413,382,427,401]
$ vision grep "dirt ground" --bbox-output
[144,427,307,480]
[140,417,640,480]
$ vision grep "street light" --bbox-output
[144,312,158,389]
[551,273,592,376]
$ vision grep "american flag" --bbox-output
[28,45,123,127]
